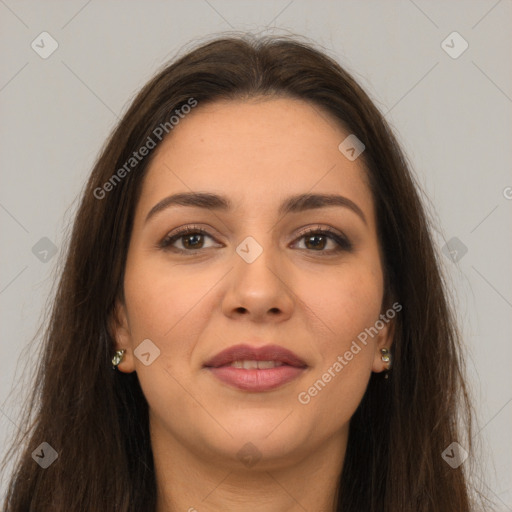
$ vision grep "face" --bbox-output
[112,97,394,470]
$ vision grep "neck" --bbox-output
[152,421,347,512]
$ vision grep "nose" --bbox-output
[221,238,294,323]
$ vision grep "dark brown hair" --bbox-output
[2,32,484,511]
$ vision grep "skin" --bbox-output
[112,97,394,512]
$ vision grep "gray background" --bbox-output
[1,0,511,508]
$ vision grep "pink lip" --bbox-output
[204,344,307,368]
[204,344,307,392]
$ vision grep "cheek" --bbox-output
[301,260,383,349]
[123,256,212,340]
[294,261,383,423]
[120,258,211,412]
[122,261,214,428]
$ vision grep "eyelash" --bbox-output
[157,224,353,256]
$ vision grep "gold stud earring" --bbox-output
[112,349,126,369]
[380,348,392,378]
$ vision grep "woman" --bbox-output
[2,33,483,511]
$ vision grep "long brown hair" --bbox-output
[2,32,484,511]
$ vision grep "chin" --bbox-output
[209,420,306,457]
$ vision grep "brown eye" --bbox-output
[159,226,217,253]
[303,233,329,250]
[180,232,206,250]
[294,227,353,254]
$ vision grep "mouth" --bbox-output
[203,344,308,392]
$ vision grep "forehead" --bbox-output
[136,97,374,224]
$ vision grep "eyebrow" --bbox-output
[144,192,367,225]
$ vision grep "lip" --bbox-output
[204,344,308,392]
[204,344,307,368]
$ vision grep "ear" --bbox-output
[371,310,396,374]
[109,299,136,373]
